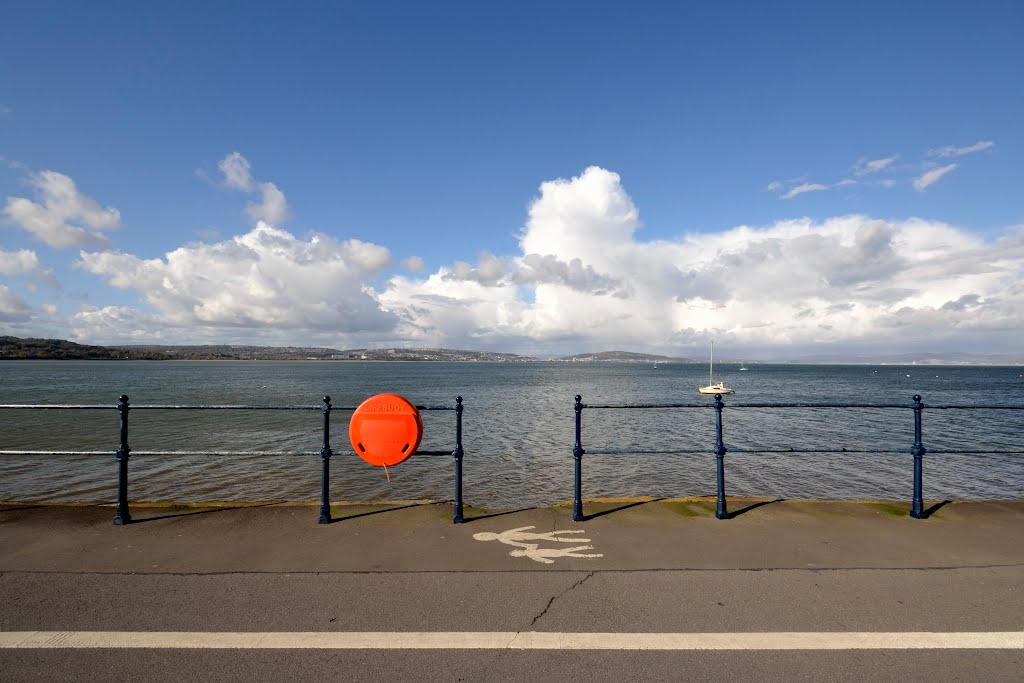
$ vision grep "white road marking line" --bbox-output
[0,631,1020,650]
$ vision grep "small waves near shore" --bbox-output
[1,360,1022,507]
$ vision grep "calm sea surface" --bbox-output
[1,361,1022,507]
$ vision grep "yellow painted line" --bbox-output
[0,631,1021,650]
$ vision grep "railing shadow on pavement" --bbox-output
[128,501,283,524]
[326,502,432,523]
[458,507,535,524]
[726,498,786,519]
[577,497,665,522]
[923,500,953,518]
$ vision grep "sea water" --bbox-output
[1,360,1022,507]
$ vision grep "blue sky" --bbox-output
[1,1,1022,358]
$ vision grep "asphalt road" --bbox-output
[2,499,1022,681]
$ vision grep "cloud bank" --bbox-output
[7,164,1019,357]
[379,167,1023,355]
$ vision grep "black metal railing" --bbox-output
[0,394,466,525]
[572,393,1024,521]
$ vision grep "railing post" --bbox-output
[453,396,465,524]
[910,394,927,519]
[318,396,332,524]
[573,394,584,521]
[113,394,131,525]
[714,394,729,520]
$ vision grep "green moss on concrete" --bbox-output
[133,502,282,515]
[663,500,716,517]
[865,502,910,517]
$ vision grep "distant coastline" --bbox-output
[1,336,1020,365]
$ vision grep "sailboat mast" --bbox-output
[709,340,714,384]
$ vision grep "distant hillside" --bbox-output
[335,348,537,362]
[120,344,343,360]
[6,337,1017,364]
[783,352,1024,365]
[0,337,535,362]
[557,350,690,363]
[0,336,172,360]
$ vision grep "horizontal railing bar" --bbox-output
[729,448,907,454]
[136,405,328,410]
[0,450,316,456]
[899,405,1024,410]
[0,404,327,410]
[726,403,922,409]
[582,402,1024,410]
[581,447,1024,456]
[721,403,1024,409]
[0,403,458,411]
[582,402,917,409]
[584,448,711,454]
[582,448,904,455]
[583,403,716,409]
[585,403,1024,409]
[0,449,459,457]
[0,405,120,409]
[134,450,317,456]
[927,449,1024,454]
[0,451,113,456]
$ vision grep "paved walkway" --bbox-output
[2,499,1022,681]
[3,498,1023,572]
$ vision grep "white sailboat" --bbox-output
[698,341,735,395]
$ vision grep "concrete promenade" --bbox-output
[1,498,1022,681]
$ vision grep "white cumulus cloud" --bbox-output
[218,151,254,191]
[74,222,395,341]
[217,151,291,225]
[3,171,121,248]
[0,249,40,275]
[69,305,159,342]
[401,256,425,273]
[247,182,289,224]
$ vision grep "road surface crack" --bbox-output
[526,570,594,629]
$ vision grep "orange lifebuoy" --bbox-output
[348,393,423,467]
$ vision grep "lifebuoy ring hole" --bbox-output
[356,442,410,454]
